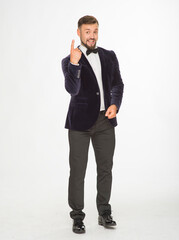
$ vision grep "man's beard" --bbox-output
[81,39,97,50]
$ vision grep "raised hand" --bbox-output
[70,40,82,64]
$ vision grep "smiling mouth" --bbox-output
[87,39,95,45]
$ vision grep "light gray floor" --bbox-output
[1,196,179,240]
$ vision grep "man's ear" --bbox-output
[77,28,80,37]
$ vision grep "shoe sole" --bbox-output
[73,228,86,234]
[73,229,85,234]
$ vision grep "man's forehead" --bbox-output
[81,24,98,30]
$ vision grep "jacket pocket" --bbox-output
[70,102,88,108]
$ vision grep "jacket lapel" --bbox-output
[98,47,107,91]
[79,52,97,81]
[78,47,107,90]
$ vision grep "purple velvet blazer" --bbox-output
[61,47,124,131]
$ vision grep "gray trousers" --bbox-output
[68,111,115,220]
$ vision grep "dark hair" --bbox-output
[78,15,99,28]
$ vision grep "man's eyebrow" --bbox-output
[84,28,98,31]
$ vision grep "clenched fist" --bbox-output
[70,40,82,65]
[105,105,118,119]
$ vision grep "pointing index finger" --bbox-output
[71,39,75,52]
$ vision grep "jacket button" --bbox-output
[96,92,99,95]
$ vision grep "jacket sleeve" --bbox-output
[61,56,82,96]
[110,51,124,112]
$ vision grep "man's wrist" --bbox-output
[70,62,79,66]
[111,104,118,109]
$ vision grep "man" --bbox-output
[61,15,124,234]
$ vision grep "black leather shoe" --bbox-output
[73,218,85,234]
[98,214,117,228]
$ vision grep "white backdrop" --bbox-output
[0,0,179,239]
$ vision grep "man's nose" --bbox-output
[89,33,95,39]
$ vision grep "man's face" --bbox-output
[77,23,99,50]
